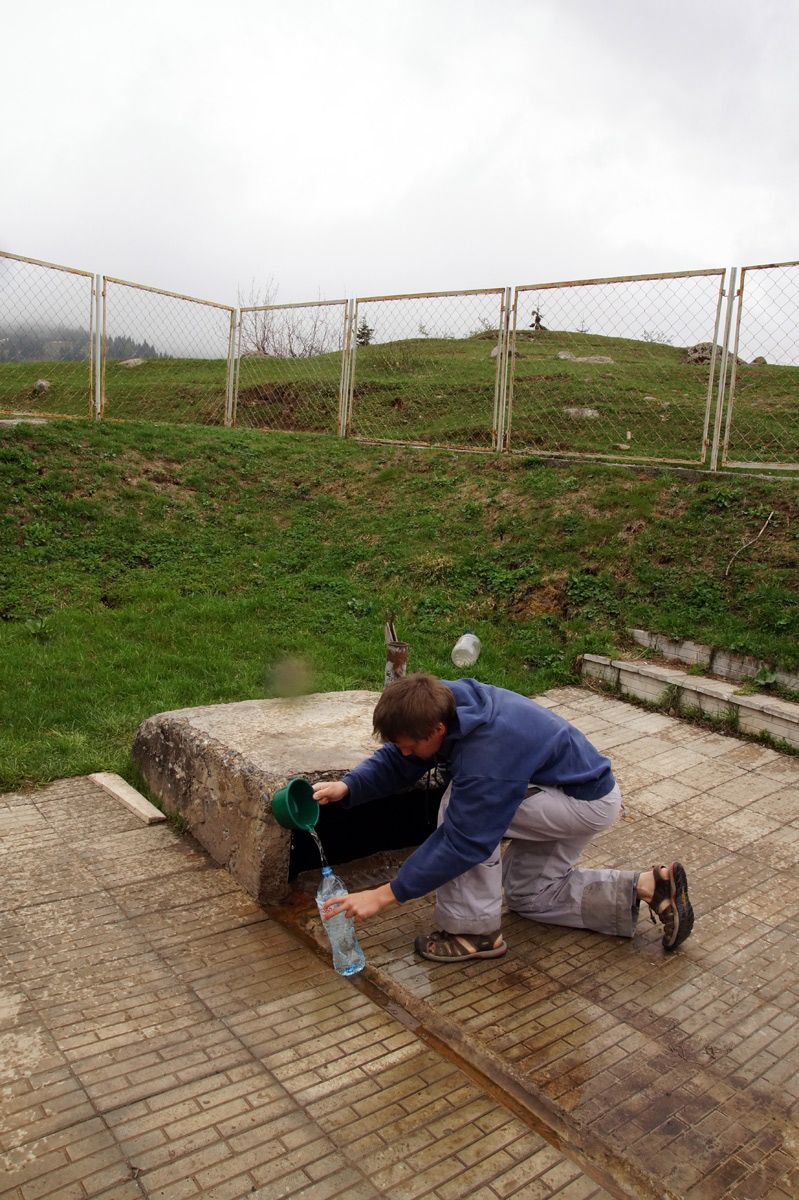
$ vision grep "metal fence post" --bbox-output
[701,271,728,467]
[504,287,520,454]
[719,268,746,469]
[502,286,512,450]
[99,276,107,420]
[338,299,354,437]
[346,301,359,438]
[493,287,511,452]
[232,311,243,427]
[93,275,102,419]
[709,267,737,471]
[224,309,236,427]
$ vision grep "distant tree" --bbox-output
[237,278,279,357]
[356,319,374,347]
[0,325,156,363]
[237,278,340,358]
[104,335,158,360]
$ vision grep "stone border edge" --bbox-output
[88,771,167,824]
[580,654,799,750]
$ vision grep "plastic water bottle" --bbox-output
[451,630,481,668]
[316,868,366,976]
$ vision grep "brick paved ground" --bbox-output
[303,688,799,1200]
[0,775,612,1200]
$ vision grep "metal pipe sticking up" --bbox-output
[384,611,409,688]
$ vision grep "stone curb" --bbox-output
[580,653,799,749]
[87,771,166,823]
[629,628,799,691]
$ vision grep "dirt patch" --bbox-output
[514,373,567,383]
[512,582,567,618]
[236,382,329,433]
[237,382,300,409]
[617,518,647,543]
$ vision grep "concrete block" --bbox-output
[132,691,381,905]
[581,655,618,688]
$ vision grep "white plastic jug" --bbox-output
[451,631,481,668]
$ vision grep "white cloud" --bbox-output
[2,0,798,304]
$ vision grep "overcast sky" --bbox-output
[3,0,798,308]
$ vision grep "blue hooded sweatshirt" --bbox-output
[340,678,615,904]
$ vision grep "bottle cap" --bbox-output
[321,866,332,875]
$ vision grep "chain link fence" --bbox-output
[722,261,799,470]
[4,247,798,475]
[507,270,727,464]
[234,300,349,433]
[345,289,509,450]
[0,252,95,420]
[102,278,235,425]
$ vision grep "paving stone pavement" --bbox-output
[5,687,799,1200]
[1,776,613,1200]
[296,688,799,1200]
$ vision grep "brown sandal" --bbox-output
[648,862,694,951]
[414,929,507,962]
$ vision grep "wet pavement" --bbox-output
[0,777,611,1200]
[3,686,799,1198]
[294,687,799,1200]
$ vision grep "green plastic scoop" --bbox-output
[271,777,319,831]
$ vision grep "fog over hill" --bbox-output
[0,326,160,363]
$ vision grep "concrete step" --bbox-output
[628,627,799,691]
[580,652,799,750]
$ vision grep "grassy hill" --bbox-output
[2,417,799,791]
[3,330,797,465]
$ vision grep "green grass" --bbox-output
[2,418,799,791]
[3,329,798,462]
[0,360,94,418]
[509,330,711,461]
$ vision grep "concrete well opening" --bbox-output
[287,784,442,878]
[132,690,441,905]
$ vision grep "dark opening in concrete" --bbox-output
[131,690,442,904]
[288,786,443,878]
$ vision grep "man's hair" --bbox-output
[373,672,456,743]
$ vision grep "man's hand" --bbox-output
[313,780,350,805]
[320,882,397,922]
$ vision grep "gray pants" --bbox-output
[432,782,640,939]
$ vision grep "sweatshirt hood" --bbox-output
[442,678,494,742]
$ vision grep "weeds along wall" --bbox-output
[2,250,798,473]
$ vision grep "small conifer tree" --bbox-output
[356,319,374,347]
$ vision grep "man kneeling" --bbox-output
[313,673,694,960]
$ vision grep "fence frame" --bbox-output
[233,297,350,433]
[344,286,510,451]
[720,260,799,472]
[0,250,96,420]
[5,246,799,476]
[101,276,236,423]
[507,268,729,464]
